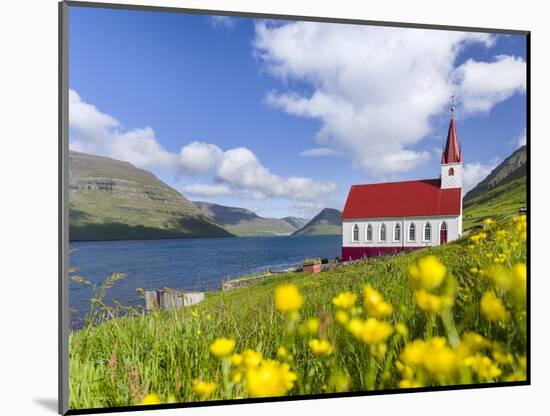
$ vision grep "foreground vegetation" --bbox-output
[69,215,527,409]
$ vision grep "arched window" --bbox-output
[409,223,416,241]
[380,223,387,242]
[352,224,359,242]
[441,222,447,231]
[394,223,401,241]
[366,224,373,242]
[448,167,454,176]
[424,222,432,241]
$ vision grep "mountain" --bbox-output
[69,151,233,241]
[292,208,342,236]
[193,202,308,236]
[464,146,526,201]
[463,146,527,230]
[282,216,309,229]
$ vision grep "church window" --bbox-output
[424,222,432,241]
[366,224,373,242]
[380,223,387,241]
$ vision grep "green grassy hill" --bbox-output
[462,146,527,232]
[463,176,526,231]
[292,208,342,236]
[69,151,233,241]
[193,201,305,236]
[69,215,526,409]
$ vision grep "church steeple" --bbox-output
[441,117,462,164]
[440,97,463,190]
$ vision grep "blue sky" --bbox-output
[68,6,527,219]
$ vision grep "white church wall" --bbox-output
[342,215,461,248]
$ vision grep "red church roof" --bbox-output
[341,179,461,220]
[441,118,462,164]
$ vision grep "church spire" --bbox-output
[441,96,462,164]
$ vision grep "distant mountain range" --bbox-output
[70,146,525,242]
[292,208,342,236]
[193,201,308,236]
[68,151,232,241]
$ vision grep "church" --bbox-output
[341,115,463,261]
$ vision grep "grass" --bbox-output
[68,216,527,410]
[463,176,526,231]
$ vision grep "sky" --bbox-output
[68,6,527,219]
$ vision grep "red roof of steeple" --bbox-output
[441,118,462,164]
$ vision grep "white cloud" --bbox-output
[69,89,176,172]
[513,128,526,148]
[178,141,224,174]
[454,55,526,114]
[299,147,341,157]
[69,89,336,202]
[181,183,233,197]
[463,159,500,192]
[217,148,336,201]
[254,22,525,178]
[209,15,237,28]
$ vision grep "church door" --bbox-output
[440,222,448,244]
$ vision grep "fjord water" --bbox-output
[69,235,341,328]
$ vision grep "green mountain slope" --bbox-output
[465,145,526,201]
[69,151,233,241]
[463,146,527,230]
[193,201,305,236]
[292,208,342,236]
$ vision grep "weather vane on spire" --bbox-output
[450,94,456,118]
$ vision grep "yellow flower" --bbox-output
[358,318,393,345]
[309,339,334,356]
[396,323,409,338]
[470,267,479,274]
[346,318,364,339]
[229,353,243,367]
[246,360,297,397]
[363,284,393,317]
[401,338,457,379]
[401,339,427,366]
[191,310,199,317]
[335,310,349,325]
[139,393,161,405]
[414,290,443,314]
[277,346,288,360]
[463,354,502,380]
[231,370,243,384]
[483,218,495,226]
[242,349,263,368]
[274,284,304,313]
[485,265,511,291]
[399,379,423,388]
[408,256,447,290]
[493,350,514,365]
[511,263,527,299]
[481,291,508,321]
[422,339,457,378]
[303,318,320,335]
[192,379,216,399]
[332,291,357,309]
[209,338,236,358]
